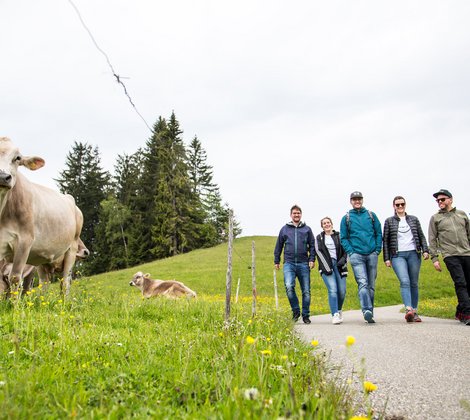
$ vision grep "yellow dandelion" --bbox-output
[281,355,288,360]
[266,337,271,342]
[246,335,256,345]
[58,299,63,304]
[350,416,369,420]
[247,319,253,325]
[27,302,34,307]
[218,332,224,337]
[311,339,319,347]
[346,335,356,346]
[260,349,272,356]
[38,283,43,289]
[69,315,75,320]
[363,381,378,393]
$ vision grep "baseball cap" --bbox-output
[432,189,452,198]
[350,191,363,199]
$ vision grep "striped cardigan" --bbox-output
[314,231,348,277]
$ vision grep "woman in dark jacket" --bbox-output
[383,196,429,322]
[315,217,348,324]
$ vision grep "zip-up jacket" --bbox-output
[428,208,470,262]
[314,231,348,277]
[340,207,382,256]
[274,221,315,265]
[382,214,429,262]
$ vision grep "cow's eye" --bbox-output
[14,155,21,162]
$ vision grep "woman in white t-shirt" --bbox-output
[383,196,429,322]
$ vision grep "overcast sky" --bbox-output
[2,0,469,238]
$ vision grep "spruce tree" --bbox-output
[55,141,110,272]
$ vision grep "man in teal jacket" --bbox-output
[340,191,382,323]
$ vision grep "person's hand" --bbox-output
[423,252,430,260]
[433,261,442,272]
[385,260,391,268]
[308,261,315,269]
[274,264,280,270]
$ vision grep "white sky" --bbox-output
[1,1,469,238]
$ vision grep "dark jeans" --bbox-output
[283,262,311,317]
[444,255,470,315]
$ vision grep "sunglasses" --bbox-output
[394,203,406,207]
[436,197,448,203]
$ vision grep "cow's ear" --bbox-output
[144,273,151,278]
[20,156,45,171]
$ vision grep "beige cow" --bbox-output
[129,271,197,299]
[0,238,89,297]
[0,137,84,296]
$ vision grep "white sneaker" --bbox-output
[338,310,343,322]
[332,312,341,325]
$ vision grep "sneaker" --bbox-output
[364,310,375,323]
[293,312,300,322]
[413,312,422,322]
[302,316,311,324]
[405,309,414,323]
[332,312,341,325]
[461,314,470,325]
[338,310,343,322]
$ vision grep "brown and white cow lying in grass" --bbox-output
[129,271,197,299]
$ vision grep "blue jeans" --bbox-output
[349,252,378,313]
[391,250,421,309]
[283,262,311,317]
[321,259,346,315]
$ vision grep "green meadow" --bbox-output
[0,236,456,418]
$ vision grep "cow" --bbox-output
[0,137,84,296]
[0,237,89,298]
[129,271,197,299]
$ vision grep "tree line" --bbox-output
[55,112,241,274]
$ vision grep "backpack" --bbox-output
[345,210,376,237]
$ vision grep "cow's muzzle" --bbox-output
[0,172,12,188]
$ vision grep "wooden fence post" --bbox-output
[273,269,279,310]
[235,277,240,304]
[251,240,257,317]
[225,210,234,323]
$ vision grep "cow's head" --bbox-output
[0,137,45,189]
[129,271,150,289]
[76,238,90,260]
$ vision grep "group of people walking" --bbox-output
[274,189,470,326]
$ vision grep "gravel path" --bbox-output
[295,305,470,419]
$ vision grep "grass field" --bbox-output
[0,236,457,418]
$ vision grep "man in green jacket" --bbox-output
[428,189,470,325]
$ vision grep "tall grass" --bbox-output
[0,236,457,418]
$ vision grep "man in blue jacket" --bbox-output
[274,205,315,324]
[340,191,382,323]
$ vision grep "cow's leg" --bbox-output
[61,249,76,296]
[0,276,10,299]
[36,266,52,293]
[10,242,32,296]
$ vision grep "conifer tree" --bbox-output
[55,141,110,271]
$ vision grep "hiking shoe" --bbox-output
[364,310,375,323]
[413,312,422,322]
[461,314,470,325]
[332,312,341,325]
[405,309,414,323]
[293,312,300,322]
[302,316,311,324]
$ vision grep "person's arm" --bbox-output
[382,218,391,265]
[373,212,382,254]
[307,227,315,268]
[274,228,285,269]
[339,215,353,255]
[415,216,429,259]
[428,215,441,271]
